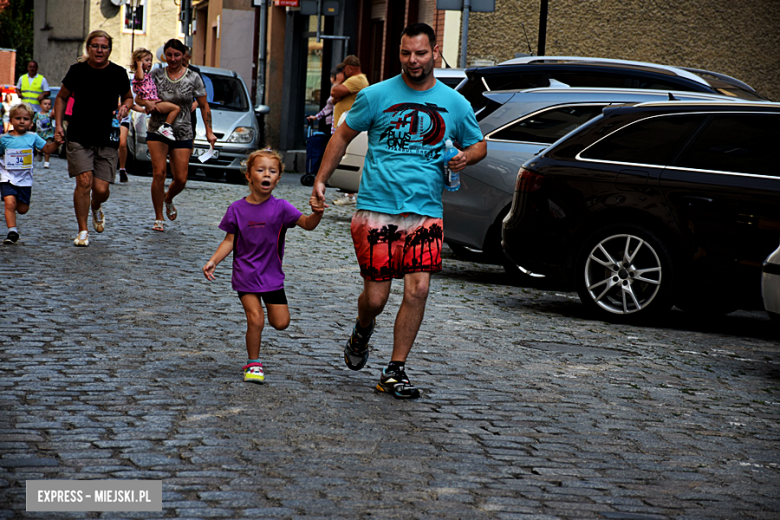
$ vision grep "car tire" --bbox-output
[300,173,316,186]
[574,223,675,321]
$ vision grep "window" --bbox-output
[490,105,606,144]
[551,72,686,92]
[674,114,780,176]
[123,0,146,34]
[201,73,249,112]
[581,115,705,165]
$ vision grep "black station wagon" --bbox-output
[502,100,780,321]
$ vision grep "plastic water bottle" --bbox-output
[443,139,460,191]
[110,111,120,143]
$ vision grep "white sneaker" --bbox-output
[44,161,50,168]
[92,206,105,233]
[332,194,356,206]
[74,231,89,247]
[157,123,176,141]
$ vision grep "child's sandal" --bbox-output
[153,220,164,232]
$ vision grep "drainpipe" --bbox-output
[255,0,268,106]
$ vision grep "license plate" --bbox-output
[192,148,219,159]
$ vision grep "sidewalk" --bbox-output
[1,157,779,519]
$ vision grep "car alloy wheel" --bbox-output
[576,224,674,319]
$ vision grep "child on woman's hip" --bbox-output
[130,48,180,141]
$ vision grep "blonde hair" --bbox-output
[243,148,285,177]
[130,48,153,72]
[86,30,112,51]
[8,103,35,121]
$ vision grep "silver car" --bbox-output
[127,65,267,181]
[327,86,742,280]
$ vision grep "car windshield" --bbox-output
[201,73,249,111]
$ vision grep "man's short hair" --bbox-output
[400,23,436,49]
[28,60,38,67]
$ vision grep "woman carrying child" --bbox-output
[145,39,216,232]
[1,103,59,244]
[131,48,179,141]
[203,149,324,383]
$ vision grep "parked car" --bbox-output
[329,86,742,279]
[458,56,767,115]
[502,100,780,321]
[127,65,268,181]
[762,242,780,323]
[434,67,467,89]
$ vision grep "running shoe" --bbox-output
[332,194,356,206]
[157,123,176,141]
[3,231,19,244]
[243,362,265,384]
[376,366,421,399]
[74,231,89,247]
[119,169,129,184]
[43,161,50,169]
[343,318,374,371]
[92,206,105,233]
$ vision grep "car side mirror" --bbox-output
[254,104,270,115]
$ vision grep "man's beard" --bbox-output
[403,64,432,84]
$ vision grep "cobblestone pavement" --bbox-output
[1,157,779,520]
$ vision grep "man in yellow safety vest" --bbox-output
[16,61,51,112]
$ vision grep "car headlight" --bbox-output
[226,127,255,143]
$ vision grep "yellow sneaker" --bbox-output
[243,362,265,384]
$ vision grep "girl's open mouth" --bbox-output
[260,180,272,188]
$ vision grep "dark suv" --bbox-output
[502,100,780,321]
[459,57,767,114]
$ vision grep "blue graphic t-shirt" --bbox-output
[345,75,483,218]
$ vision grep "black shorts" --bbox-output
[237,288,288,305]
[0,183,31,205]
[146,132,194,149]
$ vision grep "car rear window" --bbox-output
[580,115,705,165]
[201,73,249,111]
[674,114,779,176]
[490,105,606,144]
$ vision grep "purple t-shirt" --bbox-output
[218,196,303,293]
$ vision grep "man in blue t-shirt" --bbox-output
[312,23,486,399]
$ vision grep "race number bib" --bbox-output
[4,148,33,170]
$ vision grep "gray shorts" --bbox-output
[66,142,118,183]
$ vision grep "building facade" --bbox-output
[466,0,780,101]
[33,0,181,87]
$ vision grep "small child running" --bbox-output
[1,103,58,244]
[131,48,180,141]
[32,98,55,168]
[203,148,324,383]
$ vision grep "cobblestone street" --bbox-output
[1,157,779,519]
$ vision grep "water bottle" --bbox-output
[443,139,460,191]
[109,110,120,143]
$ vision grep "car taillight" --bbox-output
[515,168,544,192]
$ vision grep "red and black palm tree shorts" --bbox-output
[351,210,444,281]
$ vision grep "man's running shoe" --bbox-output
[343,318,374,371]
[74,231,89,247]
[92,206,105,233]
[119,169,129,184]
[243,362,265,384]
[376,366,421,399]
[4,231,19,244]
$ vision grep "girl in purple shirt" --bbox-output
[203,149,324,384]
